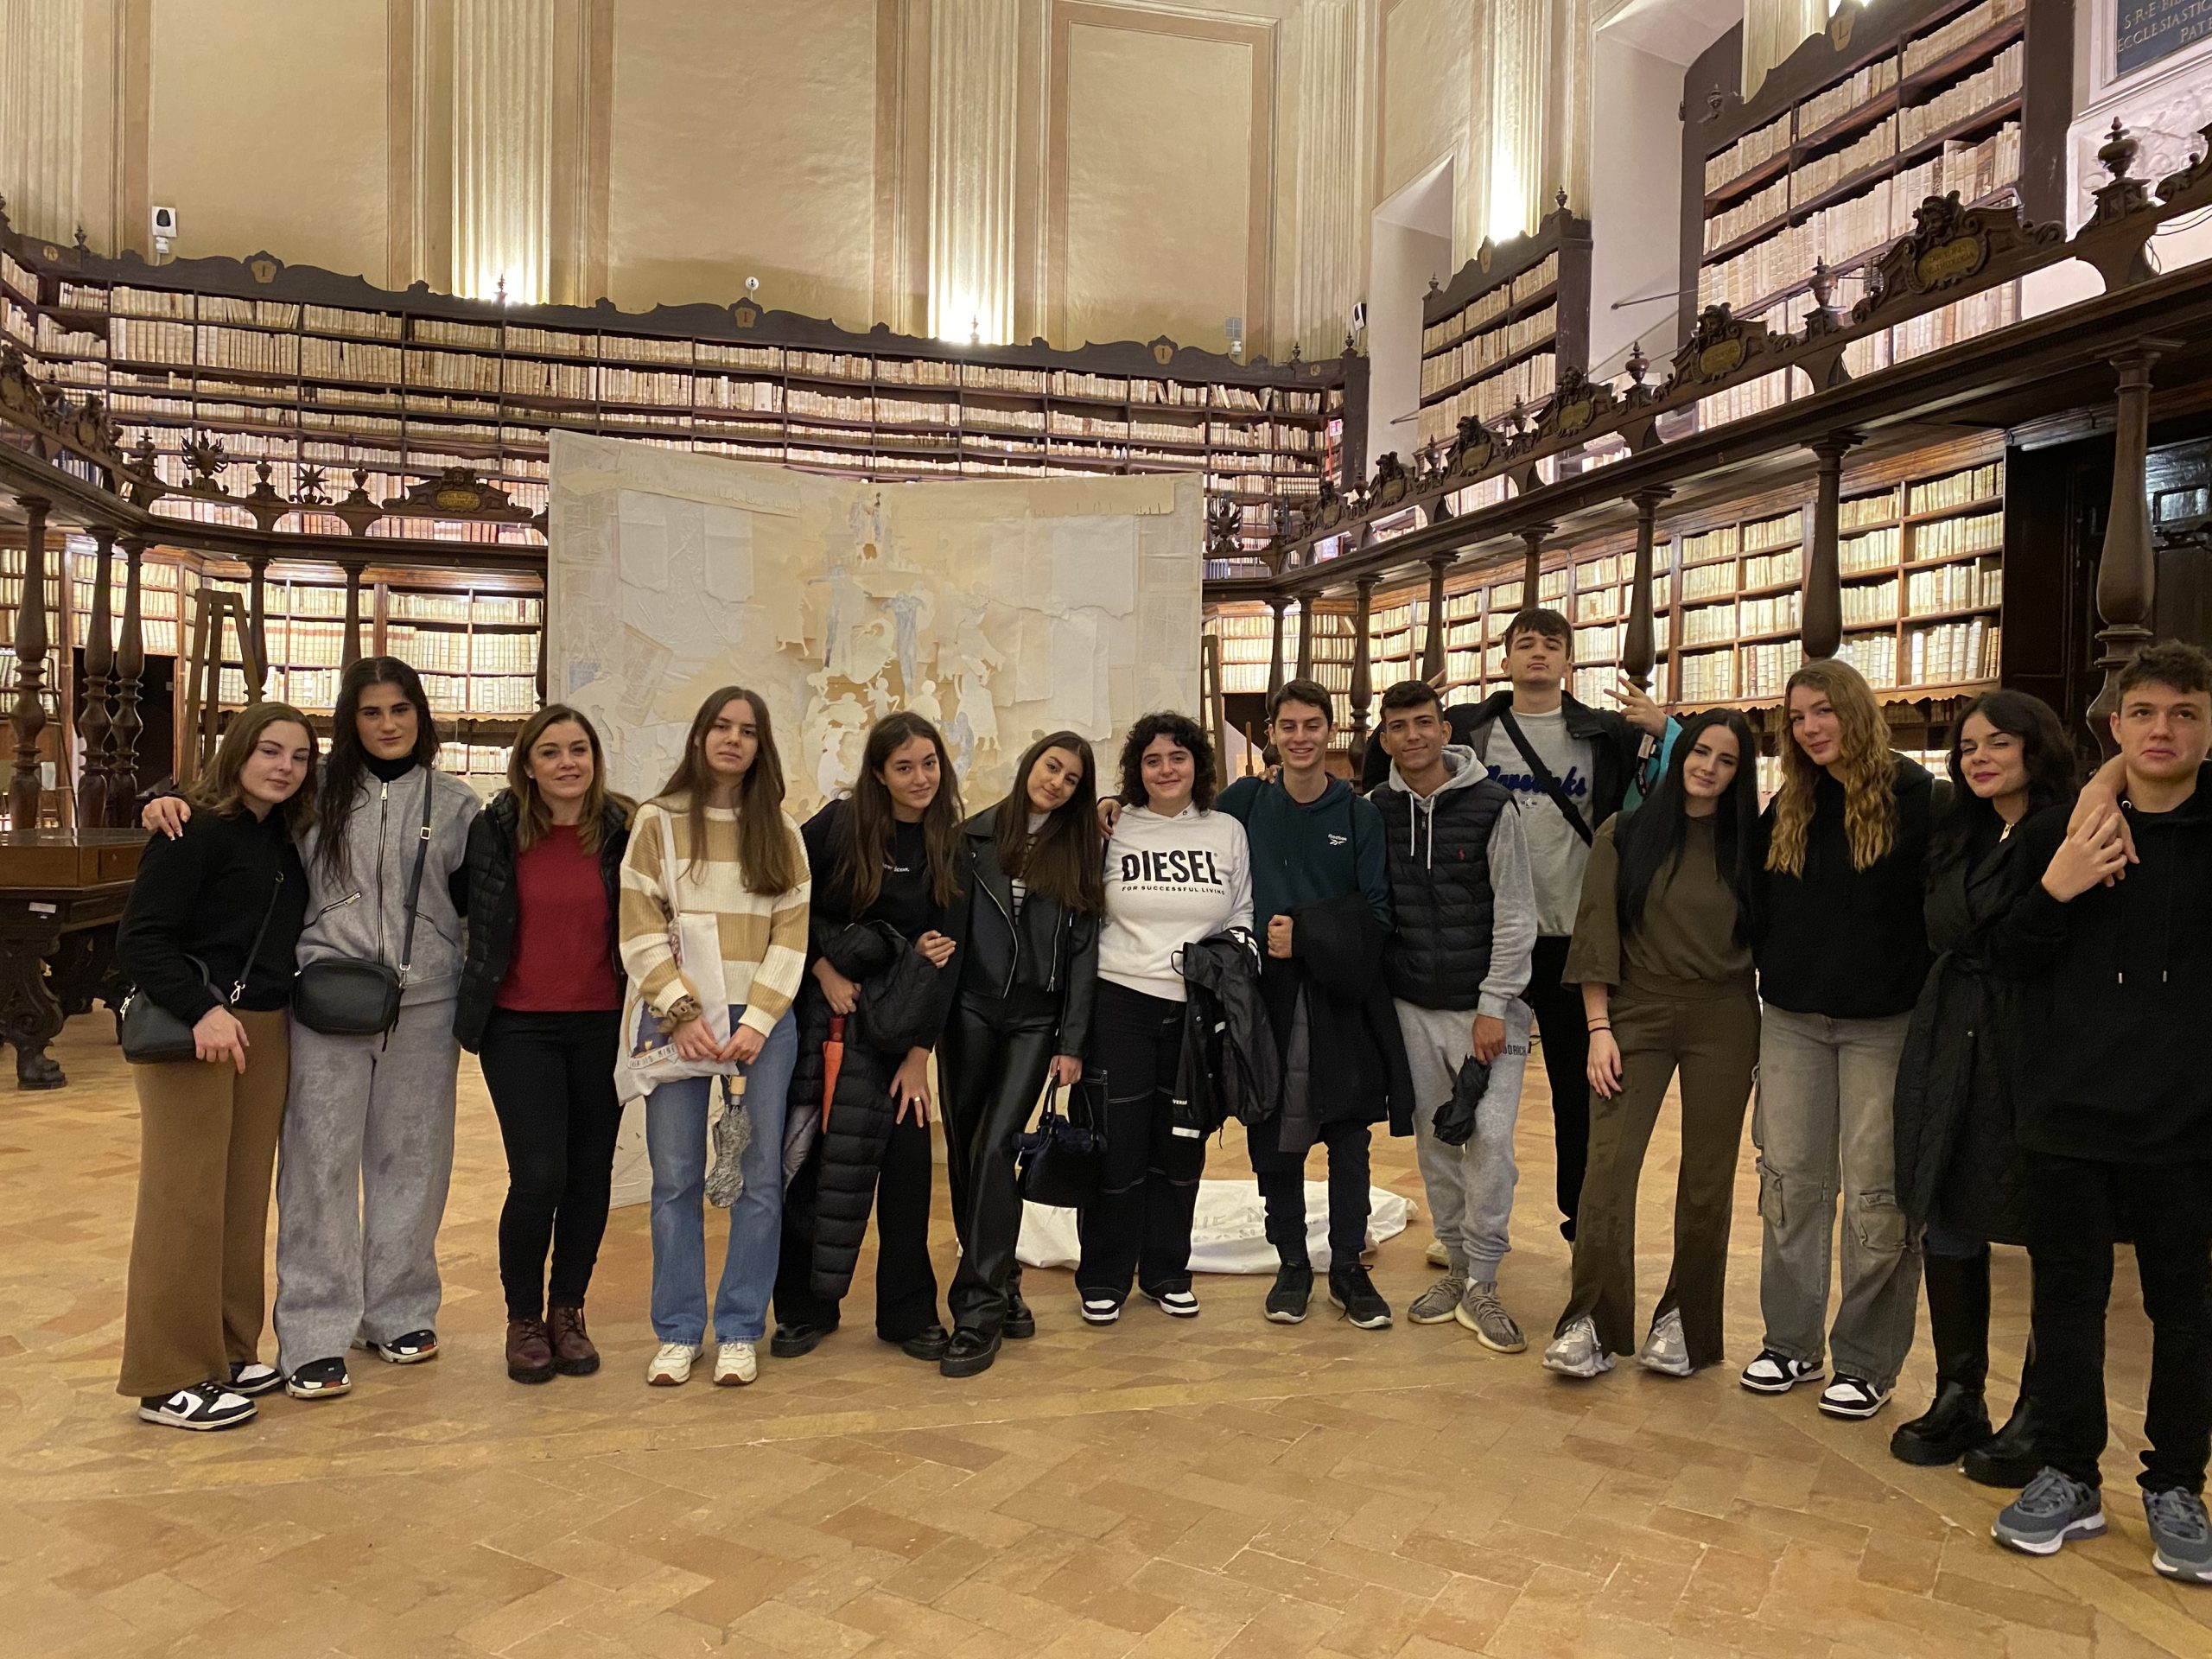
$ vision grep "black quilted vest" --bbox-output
[1372,774,1511,1010]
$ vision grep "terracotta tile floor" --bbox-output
[5,1019,2209,1657]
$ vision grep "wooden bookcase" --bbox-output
[1679,0,2069,426]
[1357,434,2008,734]
[1417,202,1592,450]
[0,217,1356,564]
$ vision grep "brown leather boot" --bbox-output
[506,1318,554,1384]
[548,1306,600,1376]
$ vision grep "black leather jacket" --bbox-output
[950,803,1100,1058]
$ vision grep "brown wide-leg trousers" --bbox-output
[117,1008,290,1397]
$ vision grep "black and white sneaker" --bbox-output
[1817,1375,1891,1420]
[285,1357,352,1399]
[1738,1348,1824,1394]
[1077,1294,1124,1325]
[1265,1263,1313,1324]
[227,1361,283,1397]
[1327,1264,1393,1330]
[1139,1282,1201,1319]
[138,1382,256,1431]
[358,1329,438,1365]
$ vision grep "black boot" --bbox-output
[1964,1339,2042,1488]
[1890,1249,1994,1466]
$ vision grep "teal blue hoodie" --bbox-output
[1216,773,1390,938]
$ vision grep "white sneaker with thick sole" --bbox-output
[1739,1348,1824,1394]
[1637,1309,1693,1376]
[714,1341,758,1386]
[1817,1375,1891,1419]
[646,1342,700,1386]
[1541,1317,1613,1379]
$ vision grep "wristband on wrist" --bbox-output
[1587,1021,1611,1033]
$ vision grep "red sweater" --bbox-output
[497,824,622,1012]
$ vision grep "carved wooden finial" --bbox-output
[2101,119,2139,183]
[1625,339,1649,388]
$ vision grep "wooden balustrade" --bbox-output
[110,536,145,823]
[1421,555,1453,682]
[2087,345,2173,749]
[1624,489,1669,692]
[8,497,51,835]
[74,526,116,829]
[1268,596,1288,697]
[1802,434,1861,662]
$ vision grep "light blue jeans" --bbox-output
[645,1007,798,1345]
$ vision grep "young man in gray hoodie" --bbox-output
[1370,679,1539,1351]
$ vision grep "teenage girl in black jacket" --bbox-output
[454,704,632,1386]
[938,732,1103,1377]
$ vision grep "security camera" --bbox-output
[150,205,176,259]
[1349,301,1368,334]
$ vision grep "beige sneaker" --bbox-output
[1408,1273,1468,1325]
[1455,1281,1528,1353]
[714,1341,758,1387]
[1425,1237,1451,1270]
[645,1342,699,1386]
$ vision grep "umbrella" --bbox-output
[704,1069,752,1208]
[820,1013,847,1131]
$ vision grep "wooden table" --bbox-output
[0,830,145,1089]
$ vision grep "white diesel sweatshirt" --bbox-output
[1097,803,1254,1001]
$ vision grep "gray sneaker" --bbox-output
[1455,1281,1527,1353]
[1541,1316,1612,1378]
[2146,1487,2212,1584]
[1992,1467,2107,1557]
[1408,1273,1467,1325]
[1637,1308,1692,1376]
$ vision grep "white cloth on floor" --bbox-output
[1016,1179,1412,1274]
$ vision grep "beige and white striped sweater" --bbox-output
[618,798,811,1038]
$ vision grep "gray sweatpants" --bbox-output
[273,999,462,1371]
[1396,999,1534,1282]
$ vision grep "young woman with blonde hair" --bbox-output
[456,704,633,1384]
[1739,658,1942,1420]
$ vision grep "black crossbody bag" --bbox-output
[292,772,435,1037]
[118,870,287,1065]
[1496,710,1593,846]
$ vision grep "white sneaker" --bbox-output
[1541,1316,1613,1379]
[137,1382,257,1430]
[1637,1309,1693,1376]
[645,1342,700,1386]
[714,1341,758,1387]
[1425,1237,1451,1270]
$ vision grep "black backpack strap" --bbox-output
[1497,710,1593,846]
[396,770,435,981]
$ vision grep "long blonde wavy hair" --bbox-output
[1765,658,1896,877]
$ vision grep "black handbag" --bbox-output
[292,772,435,1037]
[1016,1072,1108,1210]
[119,869,287,1065]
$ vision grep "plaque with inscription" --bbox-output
[2118,0,2212,77]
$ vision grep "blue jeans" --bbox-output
[645,1007,798,1344]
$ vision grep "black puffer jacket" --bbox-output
[454,791,631,1052]
[784,920,951,1301]
[1173,929,1278,1137]
[1370,756,1514,1008]
[949,804,1099,1055]
[1892,818,2042,1244]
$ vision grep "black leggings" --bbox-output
[939,991,1060,1337]
[1076,982,1203,1299]
[1527,934,1590,1232]
[479,1007,625,1320]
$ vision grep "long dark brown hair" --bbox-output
[652,687,800,896]
[508,703,626,856]
[318,655,440,882]
[995,730,1105,916]
[1614,709,1761,945]
[841,711,963,912]
[191,702,320,842]
[1933,690,2076,868]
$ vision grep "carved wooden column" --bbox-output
[1294,597,1314,682]
[74,526,116,829]
[1349,575,1376,752]
[1421,553,1452,682]
[2087,346,2164,752]
[1267,595,1288,696]
[1624,488,1671,693]
[8,497,52,834]
[1802,433,1862,662]
[340,561,366,667]
[1519,524,1553,606]
[245,554,271,697]
[111,535,145,818]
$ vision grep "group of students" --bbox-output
[108,607,2212,1587]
